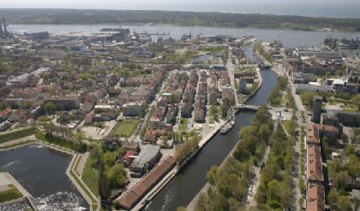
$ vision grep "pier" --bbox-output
[138,32,170,36]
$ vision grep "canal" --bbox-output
[146,43,278,211]
[0,144,88,211]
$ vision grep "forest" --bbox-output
[1,9,360,31]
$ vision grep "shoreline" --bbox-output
[0,139,98,211]
[186,67,275,211]
[7,23,358,33]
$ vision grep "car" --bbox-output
[284,109,288,112]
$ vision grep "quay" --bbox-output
[0,172,38,211]
[128,120,226,211]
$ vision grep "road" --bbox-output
[226,46,240,107]
[280,62,305,211]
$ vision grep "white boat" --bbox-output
[220,120,235,134]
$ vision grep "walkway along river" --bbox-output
[146,43,278,211]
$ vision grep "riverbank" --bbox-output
[238,67,263,104]
[0,136,98,211]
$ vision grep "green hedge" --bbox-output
[35,133,87,153]
[0,127,37,144]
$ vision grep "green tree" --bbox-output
[350,94,360,111]
[325,71,332,78]
[94,108,102,114]
[90,145,101,168]
[106,163,127,188]
[44,102,56,113]
[335,170,351,190]
[176,207,186,211]
[206,165,218,184]
[267,180,281,201]
[259,124,271,143]
[98,161,109,200]
[102,151,118,167]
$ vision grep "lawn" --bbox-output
[340,104,358,112]
[209,117,215,125]
[0,186,23,203]
[0,127,37,144]
[178,118,189,131]
[199,46,224,53]
[111,119,141,137]
[282,120,295,136]
[81,157,99,197]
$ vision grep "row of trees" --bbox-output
[6,9,360,31]
[174,135,200,164]
[255,127,295,210]
[42,123,87,152]
[195,105,273,210]
[267,76,288,107]
[90,144,128,201]
[253,43,275,63]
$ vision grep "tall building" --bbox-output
[238,78,247,94]
[312,96,322,123]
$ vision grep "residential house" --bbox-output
[130,145,161,177]
[122,102,144,117]
[0,108,12,123]
[306,183,325,211]
[101,135,120,150]
[121,150,137,167]
[306,144,323,183]
[122,141,140,152]
[8,109,26,123]
[45,96,80,110]
[84,112,95,124]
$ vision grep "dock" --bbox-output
[0,172,38,211]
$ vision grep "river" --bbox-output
[8,24,360,50]
[3,24,358,210]
[0,144,88,211]
[144,42,277,211]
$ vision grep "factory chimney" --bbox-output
[0,21,3,36]
[3,18,7,36]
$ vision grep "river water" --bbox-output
[0,145,88,211]
[145,42,277,211]
[3,24,358,210]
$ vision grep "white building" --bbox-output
[122,102,144,117]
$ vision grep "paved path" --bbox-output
[76,152,89,176]
[0,172,32,198]
[0,135,36,148]
[246,145,271,209]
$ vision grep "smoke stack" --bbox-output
[3,18,7,36]
[0,21,2,36]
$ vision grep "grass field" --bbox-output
[0,127,37,144]
[111,119,141,137]
[340,104,358,112]
[81,157,99,197]
[0,186,23,203]
[178,118,189,131]
[199,46,224,53]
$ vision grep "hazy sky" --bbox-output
[1,0,360,18]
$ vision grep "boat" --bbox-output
[220,120,235,134]
[258,63,273,69]
[221,107,235,134]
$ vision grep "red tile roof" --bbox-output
[307,183,325,211]
[307,144,323,182]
